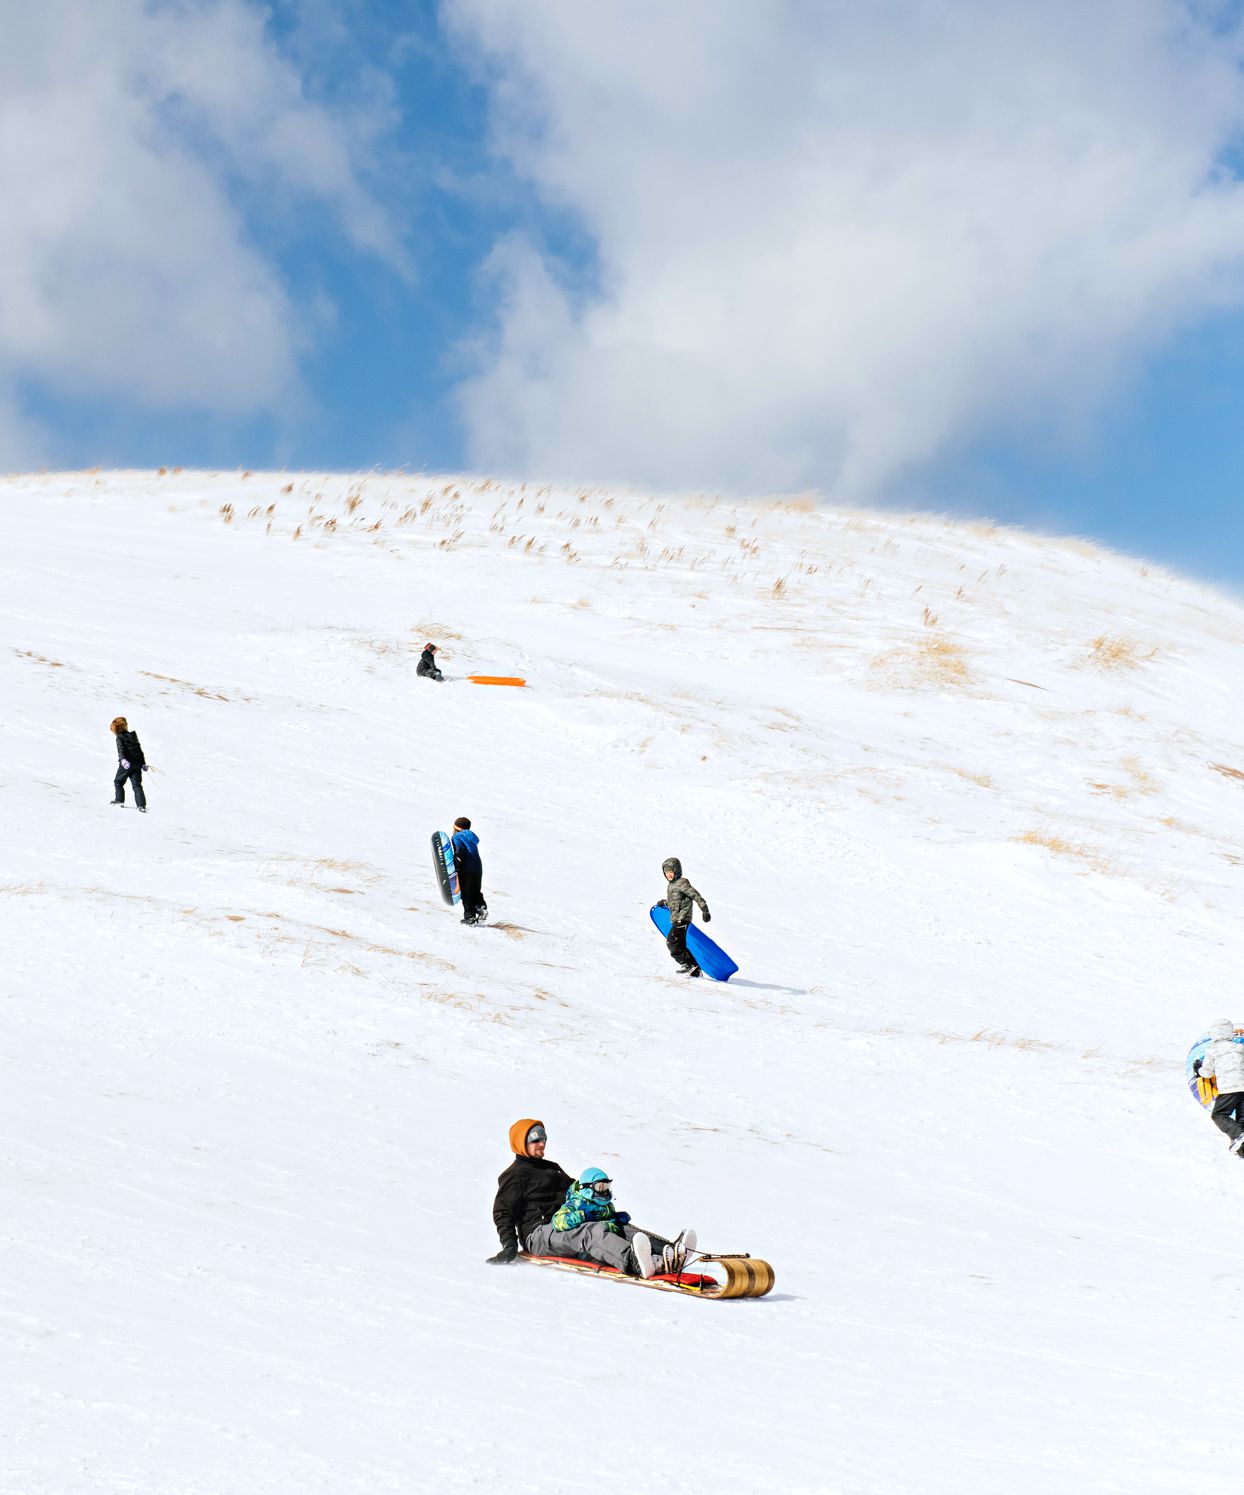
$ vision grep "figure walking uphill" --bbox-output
[452,817,487,925]
[110,717,149,812]
[658,857,710,977]
[1198,1019,1244,1156]
[488,1119,695,1279]
[417,643,444,682]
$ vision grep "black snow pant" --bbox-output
[666,922,697,970]
[458,863,487,923]
[1212,1090,1244,1143]
[114,762,146,809]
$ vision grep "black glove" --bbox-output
[487,1244,518,1264]
[702,910,711,923]
[656,899,668,909]
[1193,1058,1203,1074]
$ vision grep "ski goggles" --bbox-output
[588,1179,612,1198]
[525,1125,547,1145]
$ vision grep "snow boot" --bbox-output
[631,1232,657,1279]
[677,963,701,978]
[110,799,124,807]
[673,1227,697,1269]
[136,805,147,813]
[1230,1134,1244,1156]
[660,1243,678,1275]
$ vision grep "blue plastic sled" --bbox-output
[649,905,738,982]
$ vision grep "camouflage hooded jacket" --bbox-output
[661,858,709,927]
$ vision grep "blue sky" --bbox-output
[6,0,1244,585]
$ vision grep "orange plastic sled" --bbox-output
[466,675,527,687]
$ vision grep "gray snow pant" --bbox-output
[526,1221,671,1272]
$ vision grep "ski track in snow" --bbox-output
[3,470,1244,1492]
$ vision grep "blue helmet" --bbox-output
[577,1166,613,1198]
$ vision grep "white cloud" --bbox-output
[447,0,1244,495]
[0,0,401,463]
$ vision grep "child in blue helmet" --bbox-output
[527,1166,695,1279]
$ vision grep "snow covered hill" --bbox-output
[5,469,1244,1493]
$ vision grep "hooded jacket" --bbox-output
[452,827,481,874]
[661,858,708,927]
[115,728,146,770]
[1201,1020,1244,1093]
[492,1118,574,1253]
[551,1179,626,1235]
[417,647,441,678]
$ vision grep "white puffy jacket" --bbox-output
[1201,1020,1244,1094]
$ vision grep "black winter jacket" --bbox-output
[492,1154,574,1252]
[116,729,146,769]
[417,648,441,678]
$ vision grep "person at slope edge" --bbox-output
[417,642,444,681]
[1197,1019,1244,1155]
[452,816,487,925]
[487,1119,693,1278]
[109,716,150,812]
[658,857,710,977]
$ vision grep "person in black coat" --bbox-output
[488,1118,573,1263]
[416,642,444,681]
[110,716,149,811]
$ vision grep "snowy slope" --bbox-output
[4,469,1244,1494]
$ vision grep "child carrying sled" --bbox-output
[452,817,487,925]
[1197,1019,1244,1155]
[657,856,710,977]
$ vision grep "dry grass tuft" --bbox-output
[926,1027,1062,1054]
[1089,756,1157,800]
[1014,829,1111,873]
[411,624,464,642]
[870,633,972,691]
[1086,635,1156,671]
[14,649,71,670]
[949,766,993,789]
[140,671,235,702]
[1210,763,1244,784]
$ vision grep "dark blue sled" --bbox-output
[649,905,738,981]
[432,830,461,907]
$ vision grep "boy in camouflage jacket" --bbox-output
[658,856,710,976]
